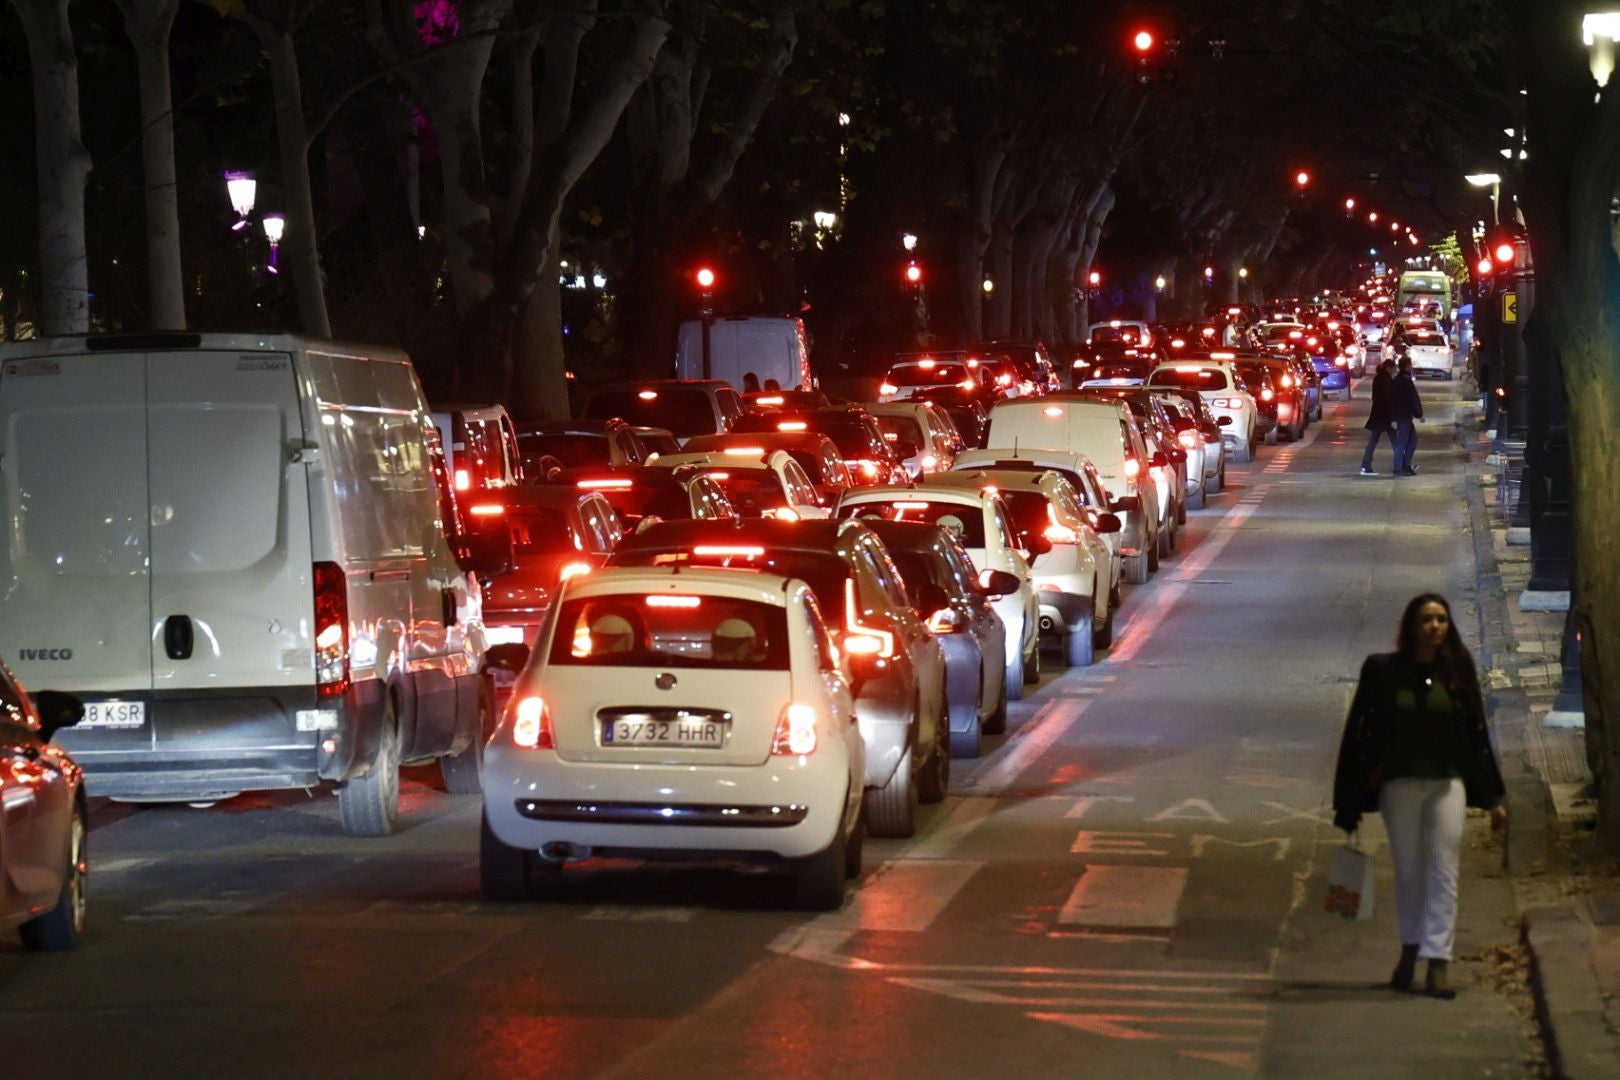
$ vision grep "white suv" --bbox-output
[481,566,865,910]
[1145,358,1258,463]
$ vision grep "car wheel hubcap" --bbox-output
[69,813,87,933]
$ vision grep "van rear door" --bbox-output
[146,350,315,706]
[0,352,153,698]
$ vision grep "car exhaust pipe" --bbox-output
[541,841,588,862]
[1039,615,1057,634]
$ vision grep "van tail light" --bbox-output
[1123,458,1141,480]
[843,632,889,656]
[1261,388,1274,402]
[558,561,592,582]
[454,468,471,491]
[879,383,898,397]
[1043,522,1078,544]
[1177,430,1199,449]
[512,695,553,749]
[772,703,818,756]
[1278,403,1292,419]
[313,562,350,698]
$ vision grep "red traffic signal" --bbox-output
[1294,170,1311,189]
[903,261,923,285]
[1493,241,1515,265]
[695,266,717,289]
[1477,258,1493,275]
[1133,29,1155,52]
[1088,270,1102,287]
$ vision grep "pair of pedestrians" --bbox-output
[1360,357,1423,476]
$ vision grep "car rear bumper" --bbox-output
[482,748,849,860]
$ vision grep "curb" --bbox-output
[1523,905,1619,1080]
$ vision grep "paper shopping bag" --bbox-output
[1324,844,1376,921]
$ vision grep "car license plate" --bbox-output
[81,700,146,729]
[600,716,725,748]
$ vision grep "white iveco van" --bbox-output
[0,334,508,835]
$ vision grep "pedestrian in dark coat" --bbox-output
[1359,359,1397,475]
[1390,356,1423,475]
[1333,593,1508,999]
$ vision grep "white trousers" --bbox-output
[1379,777,1466,960]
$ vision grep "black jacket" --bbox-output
[1331,652,1506,832]
[1390,372,1423,421]
[1365,369,1393,430]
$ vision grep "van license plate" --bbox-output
[601,718,724,748]
[81,701,146,729]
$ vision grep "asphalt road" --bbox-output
[0,375,1543,1079]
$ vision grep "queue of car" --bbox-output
[0,317,1340,947]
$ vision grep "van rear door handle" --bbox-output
[164,614,195,661]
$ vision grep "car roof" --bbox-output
[844,483,987,507]
[927,469,1057,495]
[613,517,863,556]
[561,565,795,607]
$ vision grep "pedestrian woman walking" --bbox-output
[1332,593,1508,998]
[1390,356,1424,475]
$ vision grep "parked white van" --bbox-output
[676,316,812,391]
[0,334,510,835]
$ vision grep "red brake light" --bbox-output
[1261,388,1274,401]
[778,421,808,432]
[1123,458,1141,479]
[646,594,702,608]
[558,561,592,581]
[957,378,975,390]
[879,383,898,396]
[454,468,471,491]
[469,503,504,517]
[844,579,895,657]
[1177,430,1199,449]
[313,561,349,699]
[772,703,818,756]
[512,695,553,749]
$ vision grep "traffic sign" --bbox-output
[1503,291,1518,323]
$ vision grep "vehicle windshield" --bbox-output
[875,415,925,450]
[838,498,986,547]
[548,594,790,670]
[1148,367,1230,390]
[888,362,972,385]
[507,506,578,555]
[1085,360,1151,382]
[1405,331,1447,346]
[682,468,788,513]
[591,484,693,526]
[586,389,712,437]
[518,433,612,468]
[614,548,849,616]
[1090,326,1140,344]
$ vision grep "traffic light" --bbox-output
[1294,170,1311,189]
[1132,28,1156,82]
[1477,257,1493,276]
[695,266,716,290]
[903,261,923,286]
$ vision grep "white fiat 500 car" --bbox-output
[925,469,1116,665]
[480,566,865,910]
[834,485,1042,697]
[648,449,829,521]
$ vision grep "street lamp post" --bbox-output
[1465,172,1502,225]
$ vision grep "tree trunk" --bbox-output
[261,28,332,337]
[511,234,572,421]
[985,225,1013,338]
[117,0,185,329]
[955,230,984,343]
[11,0,91,335]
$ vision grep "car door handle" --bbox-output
[163,614,194,661]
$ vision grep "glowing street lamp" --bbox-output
[1368,211,1379,224]
[1466,172,1503,225]
[226,171,256,231]
[982,277,995,294]
[1154,275,1167,290]
[1238,267,1249,279]
[901,232,918,252]
[1584,12,1620,87]
[261,213,285,273]
[1203,266,1215,281]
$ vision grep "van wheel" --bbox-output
[340,704,401,837]
[439,677,493,795]
[919,701,950,802]
[843,808,865,879]
[1124,550,1149,585]
[793,827,848,910]
[953,678,984,758]
[1264,427,1278,446]
[20,800,86,952]
[1066,609,1095,667]
[1023,634,1041,684]
[1189,484,1205,510]
[480,812,541,901]
[1209,464,1224,494]
[1093,594,1115,650]
[1005,643,1025,702]
[865,745,918,839]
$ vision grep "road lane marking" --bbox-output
[962,698,1089,796]
[816,859,982,932]
[1058,866,1188,929]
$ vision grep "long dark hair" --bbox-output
[1396,592,1477,694]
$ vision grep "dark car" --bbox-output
[903,386,989,449]
[541,466,735,531]
[580,380,744,441]
[973,340,1060,394]
[0,664,87,951]
[1235,361,1282,444]
[862,520,1014,758]
[1249,354,1310,441]
[516,418,648,476]
[608,518,950,839]
[732,407,908,485]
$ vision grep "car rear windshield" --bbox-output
[840,498,986,547]
[889,362,971,384]
[1091,326,1140,344]
[1148,367,1230,390]
[585,389,712,437]
[596,485,692,525]
[518,433,611,468]
[688,468,787,513]
[613,548,848,615]
[1086,361,1151,382]
[507,506,576,555]
[875,415,924,449]
[548,594,790,670]
[1405,331,1446,346]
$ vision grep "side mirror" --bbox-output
[1150,451,1169,469]
[456,510,516,578]
[1021,532,1052,558]
[484,642,531,677]
[926,607,967,634]
[895,440,922,459]
[32,690,84,740]
[1216,415,1233,426]
[1092,512,1122,535]
[977,568,1021,596]
[1111,494,1141,514]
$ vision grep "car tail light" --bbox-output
[1334,357,1347,367]
[879,383,898,396]
[469,503,504,516]
[512,695,553,749]
[920,454,938,470]
[997,373,1012,386]
[1281,375,1294,388]
[1123,458,1141,480]
[778,421,808,432]
[844,579,895,656]
[647,594,703,608]
[1177,430,1199,449]
[1278,403,1292,419]
[853,459,880,478]
[755,396,784,406]
[764,507,800,522]
[772,703,818,756]
[957,378,975,390]
[693,545,765,557]
[313,561,349,698]
[724,446,766,456]
[578,478,633,490]
[454,468,471,491]
[1261,388,1274,401]
[559,561,592,582]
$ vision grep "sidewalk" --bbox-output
[1464,403,1620,1080]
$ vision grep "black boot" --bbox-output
[1391,944,1418,991]
[1425,959,1456,1000]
